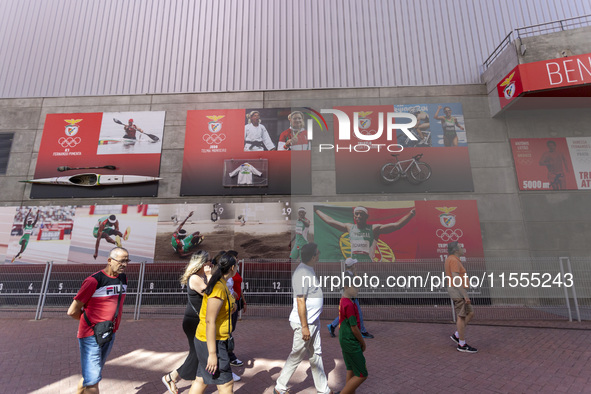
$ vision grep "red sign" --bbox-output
[497,52,591,109]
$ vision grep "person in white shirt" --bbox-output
[244,111,276,151]
[274,243,337,394]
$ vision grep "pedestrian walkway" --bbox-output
[1,317,590,393]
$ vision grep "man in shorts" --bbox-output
[289,207,310,260]
[445,241,477,353]
[67,247,129,393]
[338,268,368,392]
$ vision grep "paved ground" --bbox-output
[1,316,591,393]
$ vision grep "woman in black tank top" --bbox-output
[162,251,211,394]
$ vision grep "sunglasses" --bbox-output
[111,257,130,264]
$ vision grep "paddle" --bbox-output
[57,165,117,172]
[113,118,160,142]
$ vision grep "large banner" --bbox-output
[313,200,483,261]
[1,204,158,264]
[31,111,165,198]
[155,202,291,261]
[511,137,591,190]
[332,104,474,194]
[181,108,311,196]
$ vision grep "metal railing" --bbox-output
[0,257,588,323]
[483,14,591,69]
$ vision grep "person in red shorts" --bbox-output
[338,272,368,393]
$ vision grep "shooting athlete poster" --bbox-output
[511,137,591,191]
[31,111,165,198]
[313,200,483,262]
[68,205,159,264]
[332,104,474,194]
[181,108,311,196]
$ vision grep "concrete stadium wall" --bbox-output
[0,84,589,259]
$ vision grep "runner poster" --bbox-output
[510,137,591,191]
[68,204,159,264]
[31,111,165,198]
[312,200,483,261]
[181,108,311,196]
[331,104,473,194]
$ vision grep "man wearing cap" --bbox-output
[289,207,310,261]
[445,241,477,353]
[93,214,125,260]
[327,258,374,339]
[274,243,337,394]
[315,206,416,262]
[171,211,203,258]
[244,110,276,151]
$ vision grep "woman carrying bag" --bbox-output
[162,250,212,394]
[189,251,238,394]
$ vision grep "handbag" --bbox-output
[83,278,124,347]
[225,287,235,352]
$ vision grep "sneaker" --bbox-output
[230,358,244,367]
[123,226,131,241]
[457,343,478,353]
[115,235,122,247]
[450,333,460,344]
[327,324,336,338]
[273,389,290,394]
[361,331,374,339]
[232,372,241,381]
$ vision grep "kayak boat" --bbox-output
[22,173,162,186]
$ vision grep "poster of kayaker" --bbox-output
[29,111,165,199]
[180,108,311,196]
[3,206,75,264]
[68,204,159,264]
[97,112,164,155]
[154,202,291,261]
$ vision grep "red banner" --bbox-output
[497,52,591,109]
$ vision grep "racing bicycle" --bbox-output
[380,153,432,184]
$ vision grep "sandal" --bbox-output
[161,372,178,394]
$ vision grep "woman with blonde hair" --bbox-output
[189,251,238,394]
[162,250,211,394]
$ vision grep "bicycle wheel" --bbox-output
[409,162,432,183]
[380,163,401,183]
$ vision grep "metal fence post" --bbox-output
[558,257,573,322]
[134,261,146,320]
[35,262,53,320]
[563,257,581,322]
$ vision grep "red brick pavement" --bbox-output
[1,316,590,393]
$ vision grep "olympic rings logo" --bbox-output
[359,129,377,135]
[58,137,81,147]
[436,228,463,242]
[203,133,226,145]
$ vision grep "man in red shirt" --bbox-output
[444,241,477,353]
[67,247,129,393]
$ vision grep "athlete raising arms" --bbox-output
[315,206,416,262]
[12,209,40,263]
